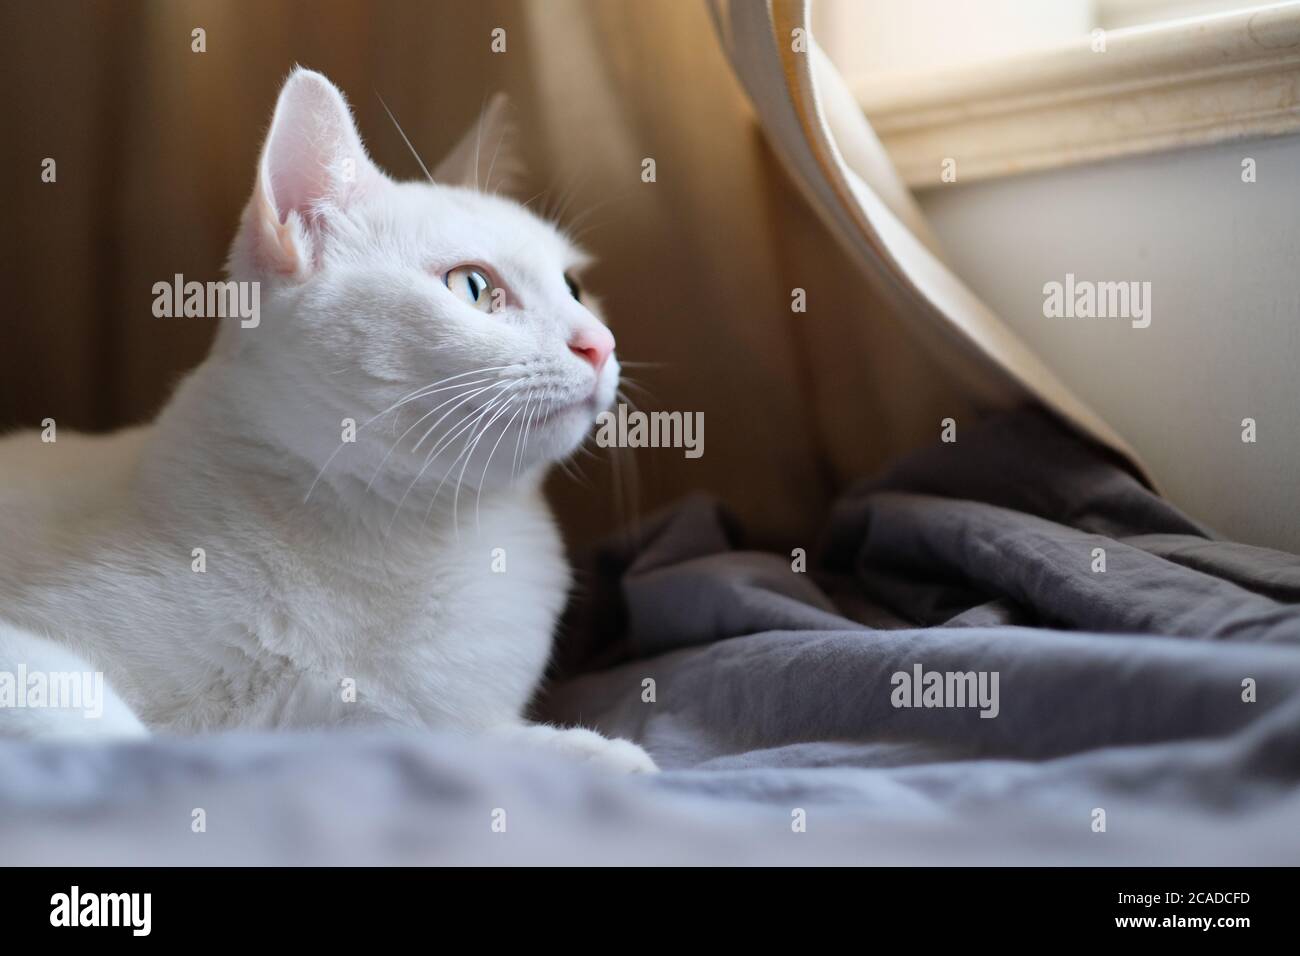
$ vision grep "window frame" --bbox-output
[848,2,1300,189]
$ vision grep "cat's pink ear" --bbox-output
[233,68,381,279]
[433,93,523,194]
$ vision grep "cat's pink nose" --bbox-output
[568,325,615,373]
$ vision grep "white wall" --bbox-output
[814,0,1091,76]
[919,133,1300,552]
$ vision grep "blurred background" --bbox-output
[0,0,970,551]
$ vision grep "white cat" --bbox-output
[0,68,656,772]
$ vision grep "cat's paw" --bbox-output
[498,723,659,774]
[557,729,659,774]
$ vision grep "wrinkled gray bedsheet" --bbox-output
[3,409,1299,865]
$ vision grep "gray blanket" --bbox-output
[3,410,1298,865]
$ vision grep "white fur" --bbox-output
[0,69,654,773]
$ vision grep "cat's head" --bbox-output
[222,68,616,502]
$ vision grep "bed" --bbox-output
[4,408,1297,865]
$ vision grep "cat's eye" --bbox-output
[444,265,498,313]
[564,273,581,302]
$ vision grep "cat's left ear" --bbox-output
[233,67,383,280]
[433,93,523,194]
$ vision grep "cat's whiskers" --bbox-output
[409,379,511,456]
[472,398,526,533]
[367,365,514,429]
[554,456,591,488]
[511,392,534,483]
[415,390,509,474]
[472,91,492,192]
[519,187,548,212]
[481,401,526,492]
[617,377,657,407]
[558,186,635,242]
[367,379,505,492]
[450,391,524,538]
[375,91,434,184]
[543,167,585,226]
[483,111,512,195]
[422,390,517,538]
[302,366,513,505]
[551,173,586,229]
[386,388,515,540]
[615,386,644,411]
[381,376,502,440]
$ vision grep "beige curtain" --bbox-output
[2,0,1033,548]
[707,0,1150,484]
